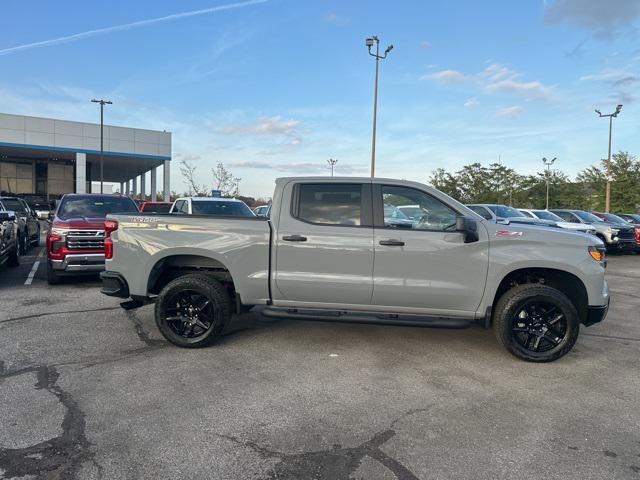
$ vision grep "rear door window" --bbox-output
[294,183,363,226]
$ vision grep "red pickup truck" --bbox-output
[46,194,139,284]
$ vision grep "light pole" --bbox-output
[91,98,112,194]
[595,104,622,213]
[365,36,393,177]
[542,157,556,210]
[327,158,338,176]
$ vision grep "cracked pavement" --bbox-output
[0,252,639,479]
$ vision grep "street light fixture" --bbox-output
[91,98,112,194]
[542,157,556,210]
[365,35,393,177]
[595,104,622,212]
[327,158,338,176]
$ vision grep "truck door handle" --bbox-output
[379,239,405,246]
[283,235,307,242]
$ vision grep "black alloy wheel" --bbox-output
[164,290,216,339]
[511,301,567,353]
[493,283,579,362]
[155,274,231,348]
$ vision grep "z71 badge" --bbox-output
[495,230,524,237]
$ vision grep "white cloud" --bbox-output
[223,116,300,135]
[0,0,267,57]
[496,106,524,118]
[485,79,551,98]
[421,69,466,84]
[420,41,432,49]
[422,63,552,99]
[480,64,514,82]
[464,97,479,108]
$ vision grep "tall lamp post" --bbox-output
[542,157,556,210]
[91,99,112,194]
[365,36,393,178]
[327,158,338,176]
[595,104,622,213]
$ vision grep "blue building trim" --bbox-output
[0,141,171,161]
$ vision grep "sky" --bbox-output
[1,0,639,198]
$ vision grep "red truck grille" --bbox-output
[66,230,105,250]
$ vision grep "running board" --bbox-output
[261,307,472,329]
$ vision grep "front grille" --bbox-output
[66,230,104,250]
[617,228,635,241]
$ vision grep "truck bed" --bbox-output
[106,214,271,304]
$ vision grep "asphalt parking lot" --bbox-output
[0,227,639,479]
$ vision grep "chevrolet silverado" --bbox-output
[101,177,609,362]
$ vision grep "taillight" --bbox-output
[104,220,118,259]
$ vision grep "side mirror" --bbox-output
[48,212,54,221]
[456,216,479,243]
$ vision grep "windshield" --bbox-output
[142,203,172,214]
[1,198,26,213]
[191,200,254,216]
[601,213,629,224]
[532,210,563,222]
[57,196,139,219]
[574,211,604,223]
[495,205,526,218]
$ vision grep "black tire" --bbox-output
[47,261,61,285]
[7,242,19,267]
[155,274,231,348]
[493,283,580,362]
[18,232,27,255]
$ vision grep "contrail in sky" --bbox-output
[0,0,267,57]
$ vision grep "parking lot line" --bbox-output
[24,260,40,285]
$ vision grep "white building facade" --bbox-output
[0,112,171,200]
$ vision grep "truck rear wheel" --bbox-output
[493,284,579,362]
[155,274,231,348]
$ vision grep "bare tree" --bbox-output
[179,159,208,196]
[212,162,241,197]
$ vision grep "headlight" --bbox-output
[50,227,70,236]
[588,246,606,266]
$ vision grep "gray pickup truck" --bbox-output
[101,177,609,362]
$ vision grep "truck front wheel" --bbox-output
[493,284,580,362]
[155,274,231,348]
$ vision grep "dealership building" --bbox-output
[0,112,171,201]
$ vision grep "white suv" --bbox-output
[170,197,255,217]
[519,209,596,234]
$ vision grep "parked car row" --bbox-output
[0,196,41,255]
[466,203,639,253]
